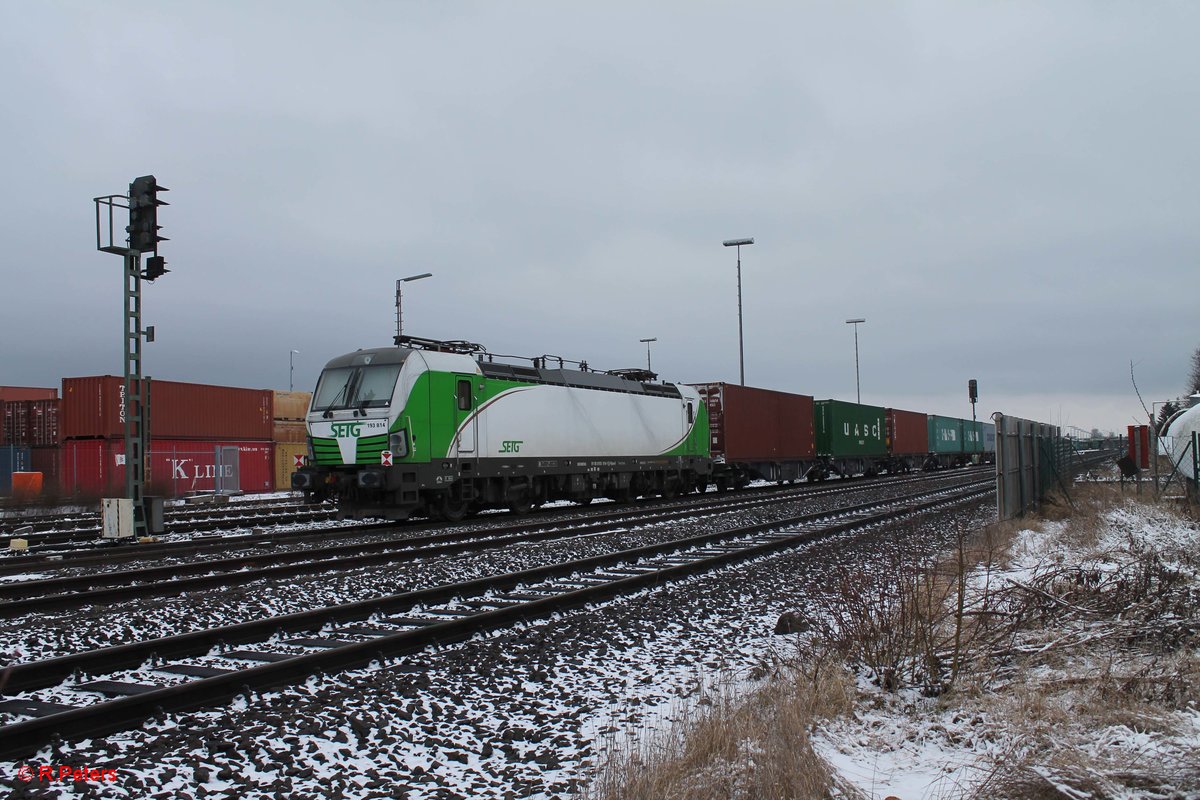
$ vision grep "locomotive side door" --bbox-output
[453,375,477,456]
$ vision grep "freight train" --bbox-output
[292,337,994,520]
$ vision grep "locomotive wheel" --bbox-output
[439,495,470,522]
[508,493,533,515]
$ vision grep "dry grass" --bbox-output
[583,653,855,800]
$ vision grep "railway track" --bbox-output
[0,476,992,759]
[0,471,990,615]
[0,466,994,568]
[0,500,339,549]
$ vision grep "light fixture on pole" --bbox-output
[722,237,754,385]
[845,318,866,404]
[639,337,657,373]
[395,272,433,341]
[289,350,300,392]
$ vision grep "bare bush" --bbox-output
[584,653,854,800]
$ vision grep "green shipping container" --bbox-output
[963,420,983,454]
[814,400,888,457]
[928,415,964,454]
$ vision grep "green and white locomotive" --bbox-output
[292,337,711,520]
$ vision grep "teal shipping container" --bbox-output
[963,420,984,454]
[928,415,964,454]
[815,400,888,457]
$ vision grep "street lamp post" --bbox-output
[395,272,433,341]
[289,350,300,392]
[845,318,866,404]
[722,237,754,385]
[639,337,657,373]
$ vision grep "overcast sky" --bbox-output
[2,2,1195,434]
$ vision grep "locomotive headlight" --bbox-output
[390,430,409,458]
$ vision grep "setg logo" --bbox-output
[499,440,523,453]
[331,422,363,438]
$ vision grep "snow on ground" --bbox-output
[0,491,990,797]
[810,493,1200,799]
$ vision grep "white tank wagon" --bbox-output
[1161,404,1200,481]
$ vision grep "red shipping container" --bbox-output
[30,446,60,492]
[60,438,274,498]
[886,408,928,456]
[1127,424,1151,469]
[8,400,60,446]
[1,402,23,446]
[61,377,273,441]
[0,386,57,402]
[692,382,815,461]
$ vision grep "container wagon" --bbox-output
[885,408,927,473]
[811,399,889,479]
[691,382,815,488]
[925,415,984,469]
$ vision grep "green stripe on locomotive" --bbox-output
[311,365,710,467]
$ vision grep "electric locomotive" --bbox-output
[292,336,711,520]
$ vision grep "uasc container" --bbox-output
[61,377,273,441]
[815,400,888,457]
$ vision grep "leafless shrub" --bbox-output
[803,520,1019,696]
[584,653,854,800]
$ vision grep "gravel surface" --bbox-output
[0,491,992,799]
[0,475,982,666]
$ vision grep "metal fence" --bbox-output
[994,413,1071,520]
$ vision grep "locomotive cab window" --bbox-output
[456,379,472,411]
[687,402,694,424]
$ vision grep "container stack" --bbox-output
[0,386,58,496]
[59,376,276,498]
[271,390,311,491]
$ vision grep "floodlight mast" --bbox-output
[845,318,866,404]
[722,238,754,385]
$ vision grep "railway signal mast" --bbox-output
[93,176,170,539]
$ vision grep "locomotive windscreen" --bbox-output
[312,363,403,411]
